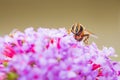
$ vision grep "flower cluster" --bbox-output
[0,27,120,80]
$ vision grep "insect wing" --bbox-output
[84,30,98,39]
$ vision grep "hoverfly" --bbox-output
[69,23,97,44]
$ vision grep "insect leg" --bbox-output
[83,34,89,44]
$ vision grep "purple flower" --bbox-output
[0,27,120,80]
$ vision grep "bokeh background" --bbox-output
[0,0,120,60]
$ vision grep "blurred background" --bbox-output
[0,0,120,60]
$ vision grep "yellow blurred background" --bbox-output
[0,0,120,60]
